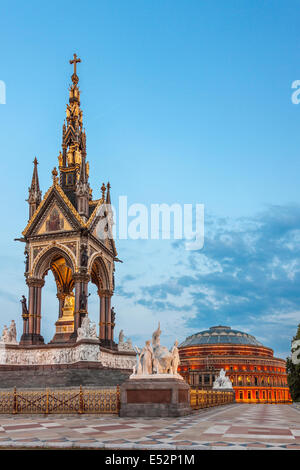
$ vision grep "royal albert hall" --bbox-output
[178,326,291,403]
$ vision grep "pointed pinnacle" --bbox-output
[106,182,111,204]
[101,182,106,200]
[52,167,58,184]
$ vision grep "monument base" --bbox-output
[120,376,192,417]
[19,333,44,345]
[0,341,136,388]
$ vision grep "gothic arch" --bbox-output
[89,255,110,292]
[32,244,76,280]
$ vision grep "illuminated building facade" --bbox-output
[178,326,291,403]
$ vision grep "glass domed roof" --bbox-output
[179,325,263,347]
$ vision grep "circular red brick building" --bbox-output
[178,325,291,403]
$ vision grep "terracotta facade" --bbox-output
[178,326,291,403]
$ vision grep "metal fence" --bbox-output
[190,388,235,410]
[0,386,120,415]
[0,386,234,414]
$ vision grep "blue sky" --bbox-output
[0,0,300,357]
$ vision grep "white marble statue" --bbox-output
[0,320,18,344]
[152,323,173,374]
[213,368,233,389]
[130,323,183,379]
[9,320,17,343]
[118,329,124,344]
[76,316,97,341]
[133,346,142,375]
[118,330,135,352]
[139,340,154,375]
[1,325,9,343]
[170,339,180,375]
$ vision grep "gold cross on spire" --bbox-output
[70,53,81,75]
[69,53,81,85]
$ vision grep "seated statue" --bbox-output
[118,330,134,352]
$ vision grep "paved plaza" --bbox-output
[0,404,298,449]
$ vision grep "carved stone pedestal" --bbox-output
[120,376,192,417]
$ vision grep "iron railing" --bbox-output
[0,386,120,414]
[0,386,235,414]
[190,389,234,410]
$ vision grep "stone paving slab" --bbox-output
[0,404,298,449]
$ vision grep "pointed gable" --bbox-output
[22,182,85,237]
[87,199,118,257]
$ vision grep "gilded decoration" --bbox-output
[30,243,77,279]
[19,55,118,350]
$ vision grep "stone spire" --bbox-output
[75,151,90,221]
[59,54,87,208]
[106,182,111,205]
[27,157,42,219]
[105,182,114,228]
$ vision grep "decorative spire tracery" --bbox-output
[27,157,42,219]
[58,54,90,212]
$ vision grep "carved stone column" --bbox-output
[28,285,35,335]
[22,314,28,336]
[106,295,111,341]
[20,278,45,345]
[98,291,106,340]
[99,290,113,348]
[71,272,90,342]
[35,283,43,335]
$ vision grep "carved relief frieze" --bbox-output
[0,343,136,369]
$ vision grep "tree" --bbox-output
[286,324,300,402]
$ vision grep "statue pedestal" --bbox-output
[120,376,192,417]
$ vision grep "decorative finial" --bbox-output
[33,157,38,166]
[69,53,81,85]
[58,151,63,167]
[106,181,111,204]
[52,167,58,184]
[101,182,106,200]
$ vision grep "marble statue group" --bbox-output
[76,316,97,341]
[0,320,17,344]
[212,368,233,389]
[131,323,181,377]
